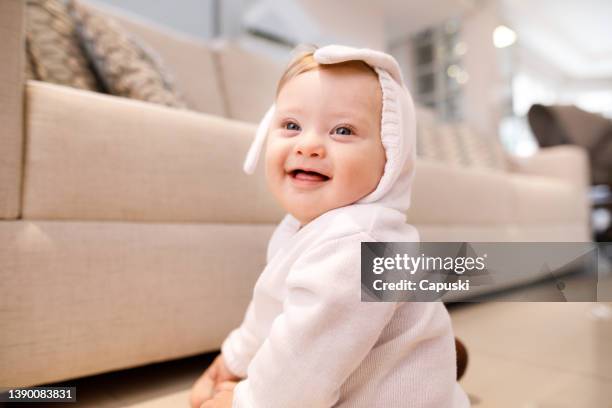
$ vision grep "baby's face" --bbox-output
[265,65,385,226]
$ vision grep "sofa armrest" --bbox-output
[23,81,284,224]
[506,145,590,191]
[0,0,25,219]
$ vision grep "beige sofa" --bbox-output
[0,1,591,387]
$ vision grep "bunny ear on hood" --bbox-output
[243,44,417,213]
[243,104,276,175]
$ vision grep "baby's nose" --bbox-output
[295,132,325,158]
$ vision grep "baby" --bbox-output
[190,45,470,408]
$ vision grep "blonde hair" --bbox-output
[276,44,378,97]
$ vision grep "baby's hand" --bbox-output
[200,383,236,408]
[189,354,241,408]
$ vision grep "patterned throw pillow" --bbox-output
[454,124,508,171]
[25,0,101,90]
[68,0,188,109]
[435,124,469,167]
[415,107,508,171]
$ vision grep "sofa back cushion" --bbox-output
[214,40,287,122]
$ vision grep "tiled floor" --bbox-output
[450,302,612,407]
[4,269,612,408]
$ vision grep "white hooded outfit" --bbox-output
[221,45,470,408]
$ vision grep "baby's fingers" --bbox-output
[214,381,238,393]
[190,375,215,408]
[201,375,216,396]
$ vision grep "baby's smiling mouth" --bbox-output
[287,168,331,182]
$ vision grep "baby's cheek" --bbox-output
[342,158,379,197]
[264,143,284,173]
[264,153,283,198]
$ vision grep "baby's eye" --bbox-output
[285,122,301,131]
[334,126,353,136]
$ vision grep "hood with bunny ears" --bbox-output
[243,45,417,214]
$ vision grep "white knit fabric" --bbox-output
[223,45,470,407]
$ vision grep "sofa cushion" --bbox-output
[509,174,589,224]
[214,40,287,122]
[407,159,514,225]
[22,81,284,224]
[69,0,188,109]
[0,219,274,386]
[507,145,590,191]
[407,158,587,229]
[415,223,591,242]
